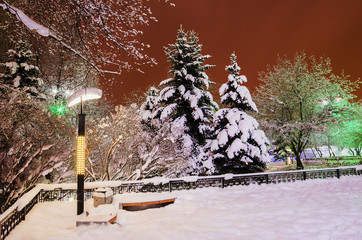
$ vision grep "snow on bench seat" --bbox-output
[114,193,176,211]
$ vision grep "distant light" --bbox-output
[65,90,71,96]
[69,197,74,202]
[321,100,329,106]
[52,89,58,94]
[68,88,102,107]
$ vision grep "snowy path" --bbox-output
[7,176,362,240]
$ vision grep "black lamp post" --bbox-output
[68,88,102,215]
[76,99,86,215]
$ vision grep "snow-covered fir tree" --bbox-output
[0,41,43,96]
[153,27,218,174]
[140,86,159,123]
[210,53,270,174]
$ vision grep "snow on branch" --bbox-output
[0,1,120,75]
[0,2,49,36]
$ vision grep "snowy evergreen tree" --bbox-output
[0,41,43,96]
[210,53,270,174]
[140,86,159,123]
[153,27,218,174]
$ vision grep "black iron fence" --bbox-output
[0,191,40,240]
[1,167,361,239]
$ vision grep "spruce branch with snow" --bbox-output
[220,53,257,111]
[0,41,43,96]
[140,86,159,124]
[210,53,270,174]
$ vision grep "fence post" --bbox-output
[169,181,172,192]
[336,169,340,179]
[38,190,43,202]
[266,174,269,184]
[303,171,307,180]
[1,223,4,240]
[221,178,225,188]
[21,209,25,221]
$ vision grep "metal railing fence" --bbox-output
[1,167,361,239]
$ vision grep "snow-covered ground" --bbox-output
[7,176,362,240]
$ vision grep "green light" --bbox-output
[48,102,68,116]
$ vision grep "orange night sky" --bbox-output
[104,0,362,105]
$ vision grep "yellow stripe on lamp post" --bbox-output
[68,88,102,215]
[76,136,86,175]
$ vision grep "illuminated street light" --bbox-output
[68,88,102,107]
[68,88,102,215]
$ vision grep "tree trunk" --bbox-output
[295,153,304,170]
[314,147,323,158]
[348,148,355,156]
[291,140,305,170]
[311,148,317,159]
[328,145,335,157]
[355,147,361,156]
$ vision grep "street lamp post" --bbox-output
[68,88,102,215]
[76,105,85,215]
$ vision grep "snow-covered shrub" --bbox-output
[86,103,193,181]
[137,117,193,179]
[86,104,143,181]
[0,42,77,213]
[0,84,74,213]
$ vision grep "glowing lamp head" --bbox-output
[68,88,102,107]
[76,136,86,175]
